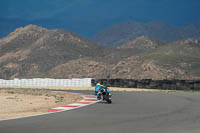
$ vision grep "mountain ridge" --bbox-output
[91,21,200,45]
[0,25,200,80]
[117,35,164,50]
[0,25,102,79]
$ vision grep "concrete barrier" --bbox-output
[0,78,92,87]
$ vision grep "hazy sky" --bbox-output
[1,0,200,36]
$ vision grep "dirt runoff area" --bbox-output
[0,88,82,120]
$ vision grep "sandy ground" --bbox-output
[0,88,82,120]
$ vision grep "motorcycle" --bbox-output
[101,87,112,104]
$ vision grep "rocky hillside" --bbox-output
[106,56,188,80]
[117,35,164,50]
[139,38,200,79]
[91,21,200,45]
[48,58,110,79]
[0,25,102,79]
[0,25,200,80]
[47,38,200,80]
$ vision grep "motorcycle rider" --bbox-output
[94,83,104,100]
[94,83,111,100]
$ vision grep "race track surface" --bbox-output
[0,90,200,133]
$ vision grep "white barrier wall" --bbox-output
[0,78,92,87]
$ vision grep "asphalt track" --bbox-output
[1,90,200,133]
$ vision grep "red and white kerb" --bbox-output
[48,95,99,112]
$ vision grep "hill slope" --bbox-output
[0,25,102,79]
[91,21,200,45]
[117,35,164,50]
[47,38,200,80]
[139,38,200,78]
[0,25,200,80]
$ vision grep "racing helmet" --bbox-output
[96,83,101,86]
